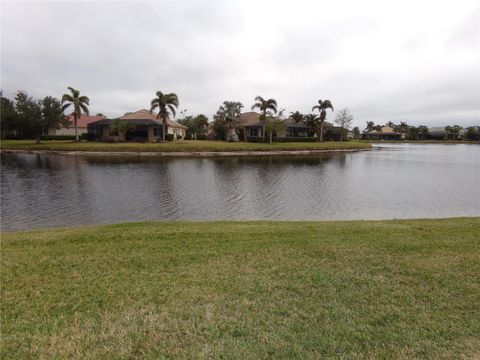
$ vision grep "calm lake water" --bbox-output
[1,143,479,232]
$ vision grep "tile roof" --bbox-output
[65,114,106,128]
[119,109,187,129]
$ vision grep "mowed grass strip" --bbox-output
[0,139,371,152]
[1,218,479,358]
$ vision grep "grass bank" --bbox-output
[0,139,371,153]
[2,218,479,358]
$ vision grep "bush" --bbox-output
[80,133,94,141]
[274,137,317,142]
[196,134,207,140]
[165,134,175,141]
[40,135,76,140]
[246,136,265,143]
[176,135,182,140]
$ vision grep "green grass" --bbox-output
[0,140,371,152]
[2,218,479,358]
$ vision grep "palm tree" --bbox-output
[251,96,277,121]
[289,111,303,123]
[302,114,320,140]
[365,121,375,131]
[150,91,179,141]
[60,87,89,141]
[214,101,243,141]
[374,125,383,139]
[386,121,395,128]
[312,99,334,142]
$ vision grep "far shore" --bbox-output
[0,147,374,157]
[0,140,372,157]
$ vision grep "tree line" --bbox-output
[362,121,480,141]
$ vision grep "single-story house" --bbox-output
[240,112,312,141]
[363,126,401,140]
[52,114,106,136]
[87,109,187,142]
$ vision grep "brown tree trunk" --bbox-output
[35,134,41,144]
[74,112,79,141]
[319,122,324,142]
[340,127,344,142]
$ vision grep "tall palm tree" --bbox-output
[251,96,277,121]
[289,111,303,123]
[215,101,243,141]
[60,87,89,141]
[374,125,383,139]
[365,121,375,131]
[150,91,179,141]
[312,99,334,142]
[302,114,320,140]
[251,96,277,142]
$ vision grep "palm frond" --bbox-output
[79,96,90,105]
[61,94,74,103]
[79,103,89,115]
[60,103,71,112]
[167,104,176,117]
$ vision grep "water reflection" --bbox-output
[1,144,479,232]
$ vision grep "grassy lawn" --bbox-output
[0,139,371,152]
[1,218,479,358]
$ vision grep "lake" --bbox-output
[1,143,479,232]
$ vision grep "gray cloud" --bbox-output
[1,0,479,128]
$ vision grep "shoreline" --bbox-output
[0,147,374,157]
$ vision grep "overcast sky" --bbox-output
[1,0,479,127]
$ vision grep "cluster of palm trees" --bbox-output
[213,96,335,142]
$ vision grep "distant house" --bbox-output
[87,109,187,142]
[239,112,311,141]
[52,114,107,136]
[363,126,400,140]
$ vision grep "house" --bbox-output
[87,109,187,142]
[240,112,311,141]
[363,126,400,140]
[52,114,107,136]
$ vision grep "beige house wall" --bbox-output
[52,127,88,136]
[168,126,186,139]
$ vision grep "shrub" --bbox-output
[165,134,175,141]
[274,137,317,142]
[176,135,182,140]
[40,135,76,140]
[80,133,94,141]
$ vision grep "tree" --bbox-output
[289,111,303,123]
[352,126,361,140]
[15,91,42,143]
[251,96,277,120]
[264,109,286,144]
[418,125,429,140]
[303,114,321,140]
[374,125,383,139]
[178,114,209,139]
[0,95,17,139]
[407,126,419,140]
[214,101,243,141]
[40,96,67,138]
[396,122,409,134]
[444,125,462,140]
[365,121,375,131]
[334,108,354,142]
[312,99,334,142]
[150,91,179,141]
[109,119,134,139]
[60,87,90,141]
[386,121,395,128]
[465,126,480,141]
